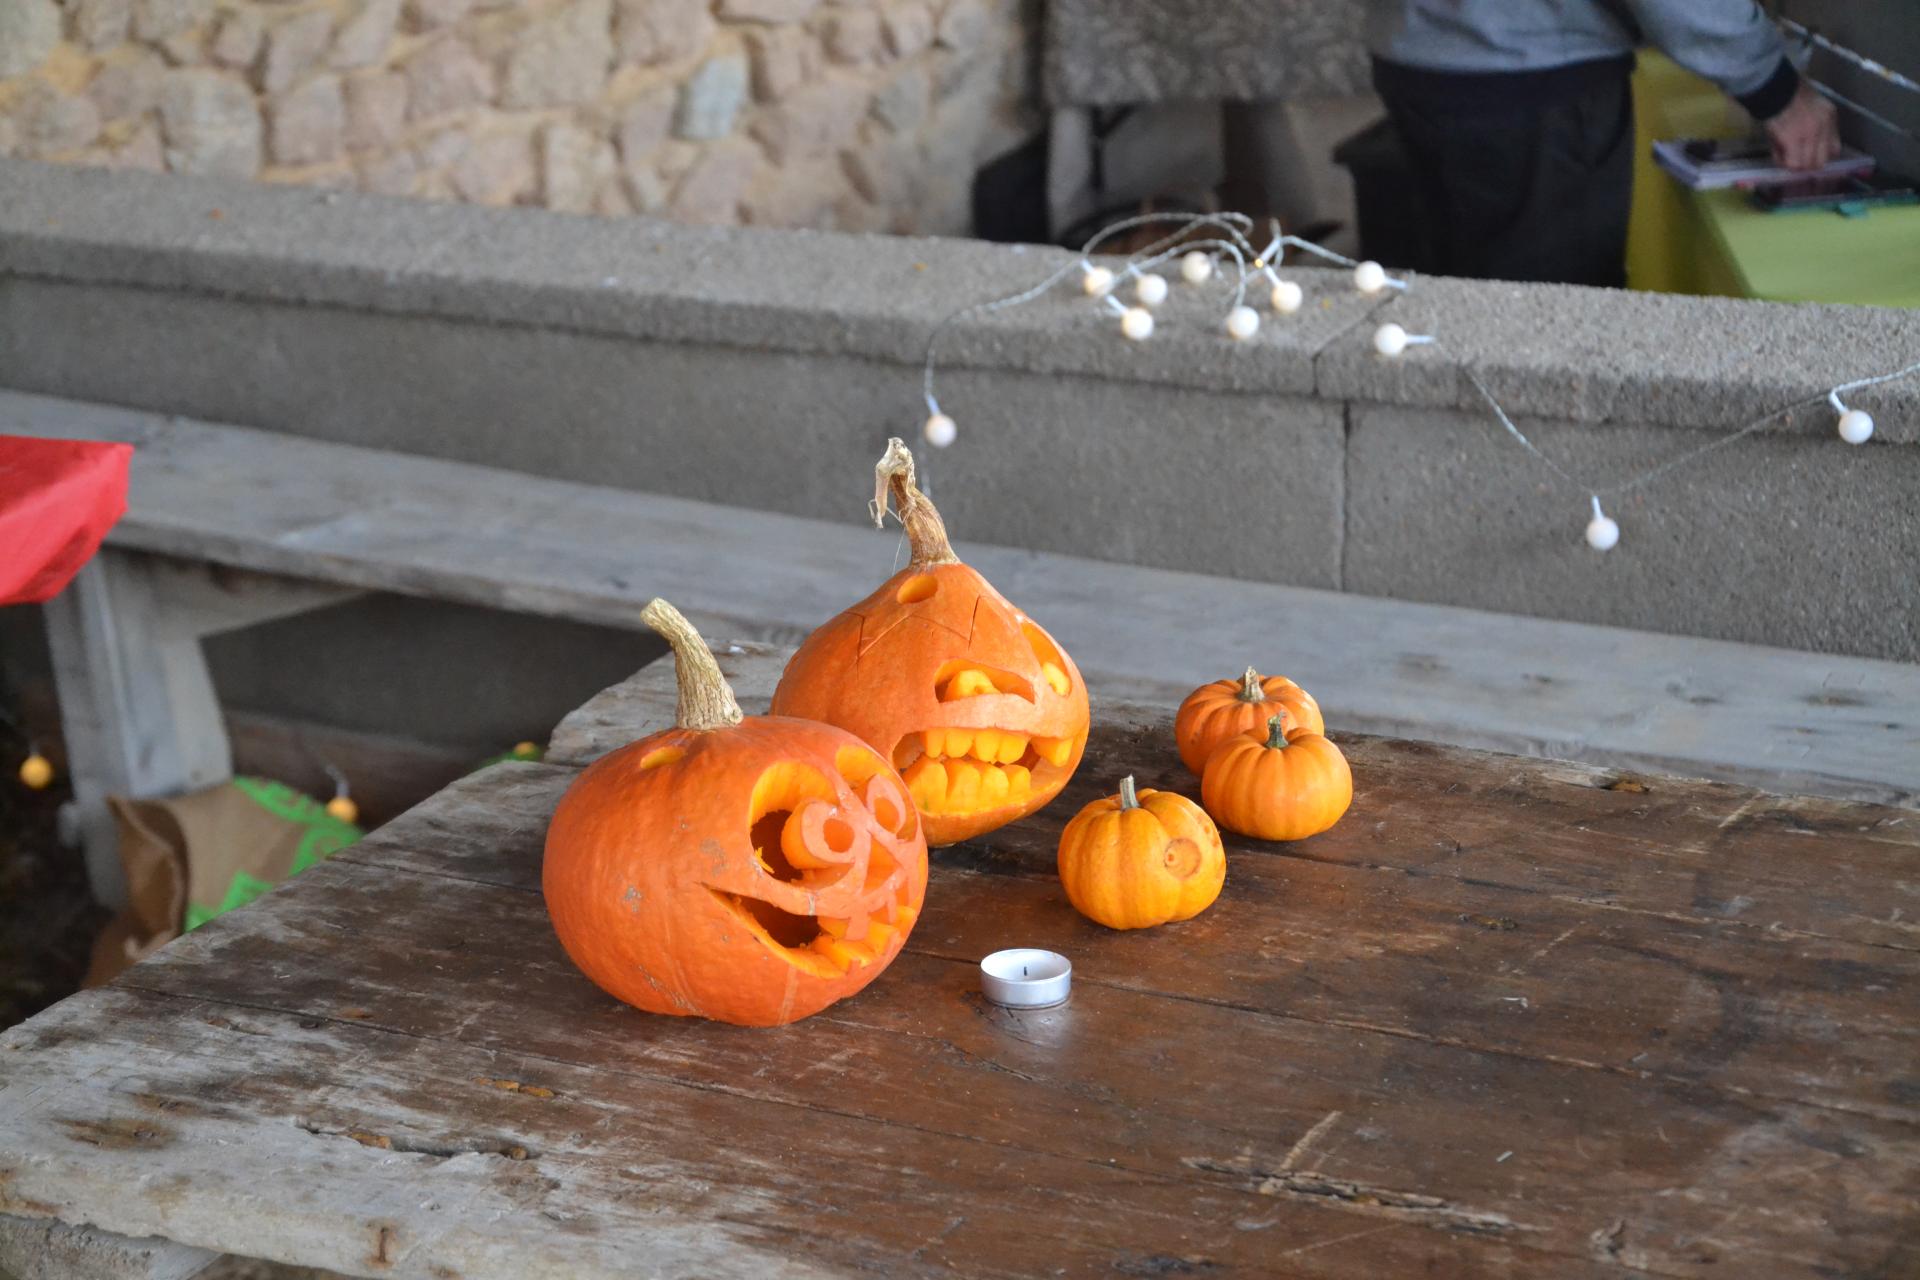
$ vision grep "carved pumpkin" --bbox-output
[772,440,1090,846]
[1058,776,1225,930]
[1174,666,1324,774]
[1200,713,1352,842]
[543,599,929,1027]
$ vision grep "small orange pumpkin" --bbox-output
[543,599,929,1027]
[1058,775,1225,930]
[772,440,1091,846]
[1175,666,1324,774]
[1201,713,1352,842]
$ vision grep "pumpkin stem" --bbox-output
[1238,666,1265,701]
[641,598,744,732]
[1264,713,1290,750]
[872,437,959,567]
[1118,775,1141,810]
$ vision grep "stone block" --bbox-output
[869,62,925,131]
[344,70,407,150]
[744,24,816,101]
[673,53,748,139]
[669,140,756,223]
[539,121,607,212]
[0,0,63,74]
[406,0,471,32]
[1344,402,1920,659]
[449,130,531,202]
[331,0,401,69]
[614,0,712,66]
[158,69,261,176]
[17,84,103,157]
[749,76,864,163]
[260,8,334,94]
[715,0,815,21]
[821,7,878,63]
[70,0,131,52]
[130,0,208,44]
[934,0,986,53]
[209,7,264,67]
[500,0,613,109]
[405,36,494,120]
[89,50,165,121]
[269,74,345,165]
[1315,273,1920,445]
[615,85,675,167]
[358,148,418,193]
[880,0,930,59]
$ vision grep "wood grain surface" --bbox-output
[2,649,1916,1278]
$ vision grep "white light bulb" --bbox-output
[1081,265,1114,296]
[1354,260,1388,294]
[1225,306,1260,341]
[1134,273,1169,307]
[1372,322,1409,356]
[1270,279,1303,313]
[1585,514,1620,552]
[1180,251,1213,285]
[922,413,957,448]
[1120,307,1155,340]
[1837,408,1874,444]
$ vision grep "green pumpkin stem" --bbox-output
[1265,714,1291,750]
[873,438,960,568]
[1118,775,1141,810]
[1238,666,1265,701]
[640,598,744,732]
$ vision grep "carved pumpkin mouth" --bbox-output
[891,729,1077,816]
[707,888,919,979]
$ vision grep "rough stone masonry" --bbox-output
[0,0,1035,232]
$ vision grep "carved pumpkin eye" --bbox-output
[896,574,938,603]
[1022,623,1072,696]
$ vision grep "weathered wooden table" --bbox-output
[3,646,1917,1279]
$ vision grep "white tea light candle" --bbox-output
[979,949,1071,1009]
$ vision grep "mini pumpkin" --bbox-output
[772,440,1091,846]
[1058,775,1225,930]
[1174,666,1324,775]
[543,599,929,1027]
[1201,713,1352,842]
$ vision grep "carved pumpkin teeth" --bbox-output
[900,754,1036,814]
[1033,736,1073,767]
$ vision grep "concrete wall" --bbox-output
[2,159,1917,674]
[0,0,1034,233]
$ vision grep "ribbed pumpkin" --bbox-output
[1174,666,1324,774]
[1200,713,1352,842]
[543,599,929,1027]
[772,440,1090,846]
[1058,776,1225,930]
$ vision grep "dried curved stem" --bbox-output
[1265,713,1291,750]
[641,598,744,732]
[1118,775,1140,810]
[872,438,959,567]
[1238,666,1265,701]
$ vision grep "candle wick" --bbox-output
[1022,966,1028,977]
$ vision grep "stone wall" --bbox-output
[0,0,1033,232]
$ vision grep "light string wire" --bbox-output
[1780,19,1920,95]
[915,210,1919,547]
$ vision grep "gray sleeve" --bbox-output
[1620,0,1789,98]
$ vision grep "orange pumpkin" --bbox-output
[1174,666,1324,774]
[1200,713,1352,842]
[772,440,1090,846]
[543,599,929,1027]
[1058,776,1225,930]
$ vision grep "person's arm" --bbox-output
[1622,0,1840,169]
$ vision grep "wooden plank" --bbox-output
[102,814,1920,1277]
[0,1214,217,1280]
[6,390,1917,805]
[0,982,1599,1280]
[546,655,1920,953]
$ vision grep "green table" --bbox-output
[1627,53,1920,308]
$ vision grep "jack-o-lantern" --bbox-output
[543,598,929,1026]
[771,440,1091,846]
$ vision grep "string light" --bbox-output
[916,210,1917,554]
[1081,263,1114,297]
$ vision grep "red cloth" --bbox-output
[0,436,133,605]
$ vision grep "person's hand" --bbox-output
[1767,79,1841,171]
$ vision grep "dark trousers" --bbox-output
[1376,66,1635,288]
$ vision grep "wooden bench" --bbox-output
[5,388,1916,906]
[1,646,1915,1277]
